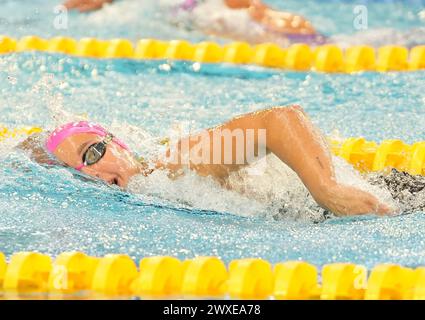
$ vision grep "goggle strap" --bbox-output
[75,163,85,171]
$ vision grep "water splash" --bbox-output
[127,150,399,222]
[367,169,425,214]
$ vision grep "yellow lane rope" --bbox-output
[1,35,424,73]
[0,252,424,299]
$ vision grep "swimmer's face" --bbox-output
[53,133,140,188]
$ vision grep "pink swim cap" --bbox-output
[45,121,130,154]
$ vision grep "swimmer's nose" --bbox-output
[91,171,120,186]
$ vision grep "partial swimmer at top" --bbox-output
[63,0,326,46]
[63,0,425,48]
[168,0,325,46]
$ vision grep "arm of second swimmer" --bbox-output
[63,0,113,12]
[224,0,252,9]
[224,0,270,12]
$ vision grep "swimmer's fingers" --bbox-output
[375,202,395,216]
[322,184,394,217]
[360,191,396,216]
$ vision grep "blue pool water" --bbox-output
[0,0,425,269]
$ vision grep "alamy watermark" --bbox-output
[353,265,368,290]
[159,124,268,176]
[353,5,368,30]
[53,5,68,30]
[50,265,69,290]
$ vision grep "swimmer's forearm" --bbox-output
[159,105,390,215]
[162,105,337,196]
[261,106,391,215]
[262,106,337,206]
[217,105,340,206]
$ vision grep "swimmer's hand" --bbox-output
[248,0,316,35]
[63,0,112,12]
[319,184,393,217]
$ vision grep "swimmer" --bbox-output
[63,0,325,46]
[19,105,396,217]
[62,0,425,48]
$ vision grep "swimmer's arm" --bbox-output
[211,105,336,199]
[230,106,391,216]
[160,105,391,216]
[246,1,317,35]
[234,106,391,216]
[223,0,269,22]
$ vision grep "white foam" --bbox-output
[331,27,425,48]
[126,148,396,222]
[127,168,267,217]
[84,0,152,28]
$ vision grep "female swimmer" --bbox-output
[20,105,396,217]
[63,0,324,46]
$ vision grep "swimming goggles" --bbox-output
[76,133,114,171]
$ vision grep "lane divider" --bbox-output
[1,126,424,176]
[1,35,424,73]
[0,251,424,299]
[330,138,425,176]
[0,126,42,142]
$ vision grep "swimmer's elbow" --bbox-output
[264,105,306,129]
[273,105,305,116]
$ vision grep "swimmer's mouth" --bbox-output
[109,177,120,187]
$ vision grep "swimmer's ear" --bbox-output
[15,132,60,166]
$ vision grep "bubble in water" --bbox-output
[7,76,17,85]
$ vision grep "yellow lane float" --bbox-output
[1,252,424,300]
[1,35,424,72]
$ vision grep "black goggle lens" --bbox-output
[83,142,107,166]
